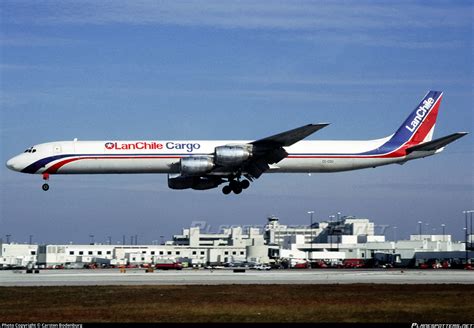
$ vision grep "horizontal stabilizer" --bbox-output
[252,123,329,147]
[406,132,468,154]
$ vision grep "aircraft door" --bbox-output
[53,142,75,154]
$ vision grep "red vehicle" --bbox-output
[441,261,451,269]
[312,260,328,268]
[343,259,365,268]
[419,263,429,269]
[125,264,139,268]
[155,262,183,270]
[291,262,309,269]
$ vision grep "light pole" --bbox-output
[463,210,468,242]
[393,226,397,241]
[441,224,446,242]
[328,215,336,251]
[463,211,469,264]
[470,211,473,250]
[463,210,474,263]
[89,234,94,245]
[465,210,474,251]
[307,211,314,261]
[463,227,468,265]
[418,221,422,239]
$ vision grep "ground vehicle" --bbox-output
[419,263,429,269]
[254,264,271,270]
[441,261,451,269]
[311,260,328,268]
[155,262,183,270]
[291,261,309,269]
[343,259,365,268]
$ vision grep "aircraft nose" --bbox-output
[6,157,19,171]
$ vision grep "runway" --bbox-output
[1,268,473,286]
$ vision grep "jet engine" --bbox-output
[214,145,252,166]
[180,156,214,175]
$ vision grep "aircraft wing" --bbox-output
[251,123,329,148]
[244,123,329,179]
[169,123,330,191]
[406,132,468,154]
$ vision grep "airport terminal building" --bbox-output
[1,216,471,269]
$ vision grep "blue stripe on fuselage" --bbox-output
[21,155,72,174]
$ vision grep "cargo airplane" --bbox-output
[5,91,468,195]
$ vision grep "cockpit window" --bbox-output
[24,147,36,153]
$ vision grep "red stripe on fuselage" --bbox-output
[45,99,443,174]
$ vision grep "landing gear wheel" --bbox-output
[222,185,232,195]
[241,180,250,189]
[42,183,49,191]
[232,184,242,194]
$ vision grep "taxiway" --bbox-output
[1,269,473,286]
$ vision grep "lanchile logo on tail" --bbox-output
[405,97,435,133]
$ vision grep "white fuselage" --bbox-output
[7,138,435,176]
[5,90,459,194]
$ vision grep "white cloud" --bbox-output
[0,63,50,70]
[230,75,470,87]
[275,32,467,49]
[3,0,471,31]
[2,1,470,50]
[0,35,84,47]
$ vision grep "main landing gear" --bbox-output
[42,173,50,191]
[222,179,250,195]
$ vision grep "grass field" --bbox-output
[1,284,473,323]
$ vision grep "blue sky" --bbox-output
[1,0,472,244]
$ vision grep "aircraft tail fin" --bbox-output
[389,90,443,146]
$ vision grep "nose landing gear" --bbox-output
[42,173,50,191]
